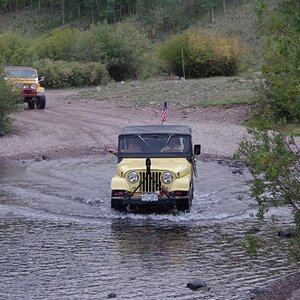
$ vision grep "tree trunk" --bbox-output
[61,0,65,25]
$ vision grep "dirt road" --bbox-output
[0,88,250,161]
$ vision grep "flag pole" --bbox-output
[181,49,186,80]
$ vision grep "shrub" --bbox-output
[33,59,110,88]
[157,29,246,78]
[34,28,79,61]
[71,26,107,63]
[235,119,300,260]
[71,22,150,81]
[0,31,34,66]
[71,62,110,86]
[106,22,150,80]
[0,68,19,136]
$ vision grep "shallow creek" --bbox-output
[0,156,298,300]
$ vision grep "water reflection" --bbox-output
[111,220,189,266]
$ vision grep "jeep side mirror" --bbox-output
[39,76,45,82]
[194,144,201,155]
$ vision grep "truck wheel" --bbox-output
[36,95,46,109]
[177,183,193,212]
[28,99,35,109]
[177,198,191,212]
[111,199,126,212]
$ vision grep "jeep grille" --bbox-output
[138,171,162,192]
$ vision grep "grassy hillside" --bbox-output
[0,0,277,68]
[0,0,281,86]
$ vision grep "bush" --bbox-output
[71,22,150,81]
[235,119,300,260]
[157,29,246,78]
[0,68,19,136]
[34,27,79,61]
[0,31,34,66]
[70,26,107,63]
[33,59,110,88]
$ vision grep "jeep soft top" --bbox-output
[120,125,192,135]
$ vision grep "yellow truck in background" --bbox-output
[4,66,46,110]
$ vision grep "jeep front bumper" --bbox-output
[111,190,189,207]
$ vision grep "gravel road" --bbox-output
[0,89,250,161]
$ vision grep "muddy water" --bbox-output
[0,156,298,300]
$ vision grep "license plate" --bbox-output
[142,193,158,202]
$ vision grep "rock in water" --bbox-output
[278,229,294,238]
[108,293,117,298]
[187,279,209,291]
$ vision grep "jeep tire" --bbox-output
[27,98,35,110]
[177,197,191,212]
[177,182,193,212]
[36,95,46,109]
[111,199,126,212]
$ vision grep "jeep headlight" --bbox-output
[128,171,139,183]
[162,172,173,184]
[30,84,37,89]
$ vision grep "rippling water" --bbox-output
[0,156,298,300]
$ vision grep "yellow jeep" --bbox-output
[4,66,46,109]
[111,125,201,213]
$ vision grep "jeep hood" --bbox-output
[5,78,38,85]
[116,158,191,177]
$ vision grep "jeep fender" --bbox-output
[111,176,131,191]
[170,174,192,192]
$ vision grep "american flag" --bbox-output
[160,101,169,124]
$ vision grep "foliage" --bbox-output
[70,28,106,63]
[0,0,245,32]
[106,22,150,80]
[72,22,150,81]
[157,29,245,78]
[256,0,300,121]
[241,234,259,256]
[34,28,79,61]
[0,31,34,66]
[235,123,300,215]
[0,68,19,135]
[33,59,110,88]
[235,115,300,260]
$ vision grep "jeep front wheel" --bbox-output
[177,197,191,212]
[177,183,193,212]
[36,95,46,109]
[27,98,35,110]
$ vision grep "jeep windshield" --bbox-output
[118,134,192,158]
[4,68,37,79]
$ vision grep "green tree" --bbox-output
[0,31,33,66]
[35,27,79,61]
[257,0,300,120]
[0,68,19,136]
